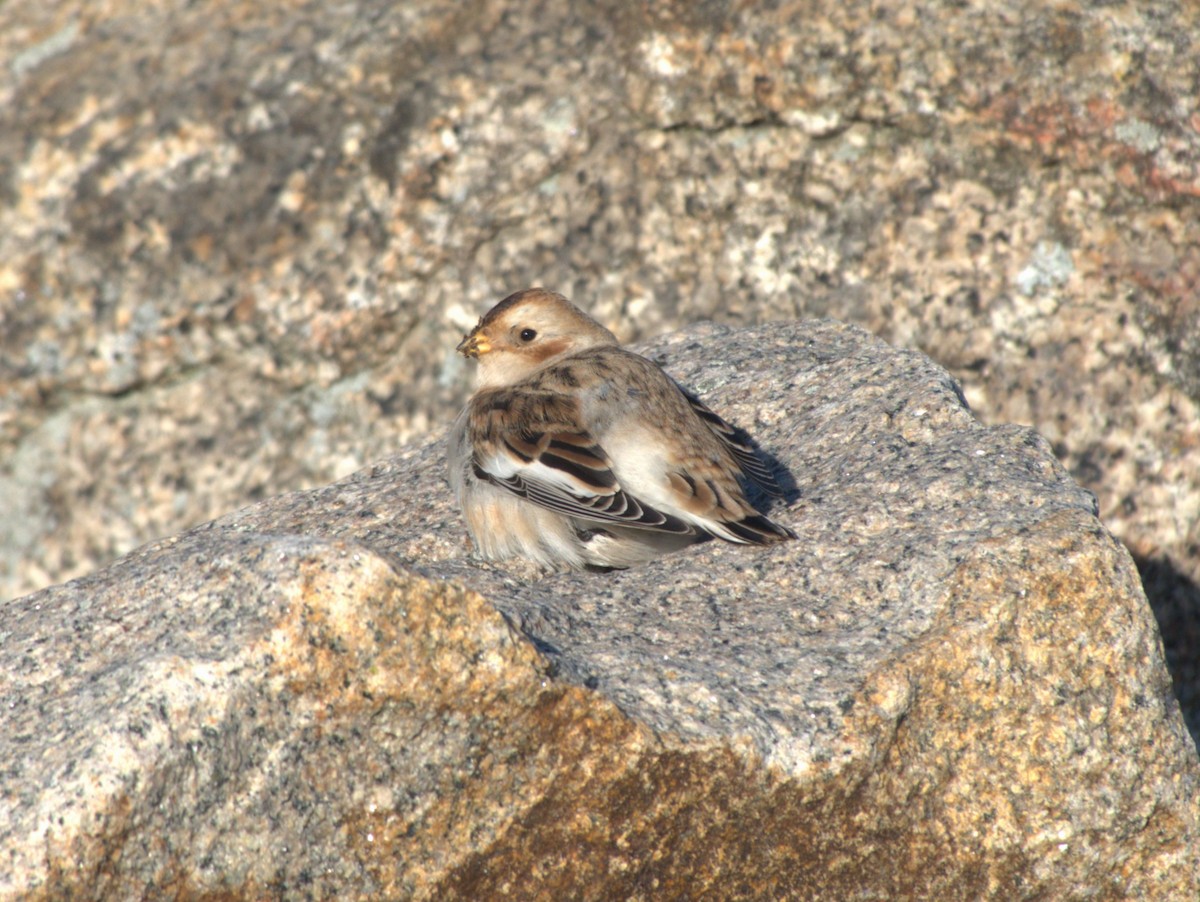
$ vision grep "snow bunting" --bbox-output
[448,288,794,569]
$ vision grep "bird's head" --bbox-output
[457,288,618,388]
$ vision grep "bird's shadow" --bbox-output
[740,436,801,510]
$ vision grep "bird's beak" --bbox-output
[457,330,491,358]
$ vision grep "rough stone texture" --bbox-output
[1,1,1198,733]
[3,322,1197,899]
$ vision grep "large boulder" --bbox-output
[3,323,1195,898]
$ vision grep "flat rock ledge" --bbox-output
[2,321,1196,900]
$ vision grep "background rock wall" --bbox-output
[2,0,1198,734]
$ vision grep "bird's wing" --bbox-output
[467,391,698,536]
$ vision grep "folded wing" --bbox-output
[468,378,794,547]
[471,410,698,536]
[683,392,785,497]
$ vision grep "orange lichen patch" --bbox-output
[257,547,544,710]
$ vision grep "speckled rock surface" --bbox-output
[3,0,1198,749]
[3,322,1196,899]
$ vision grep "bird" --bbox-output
[447,288,795,570]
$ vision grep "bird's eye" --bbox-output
[519,328,537,342]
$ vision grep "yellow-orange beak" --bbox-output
[456,330,491,358]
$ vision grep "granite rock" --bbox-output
[3,322,1196,899]
[2,0,1199,739]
